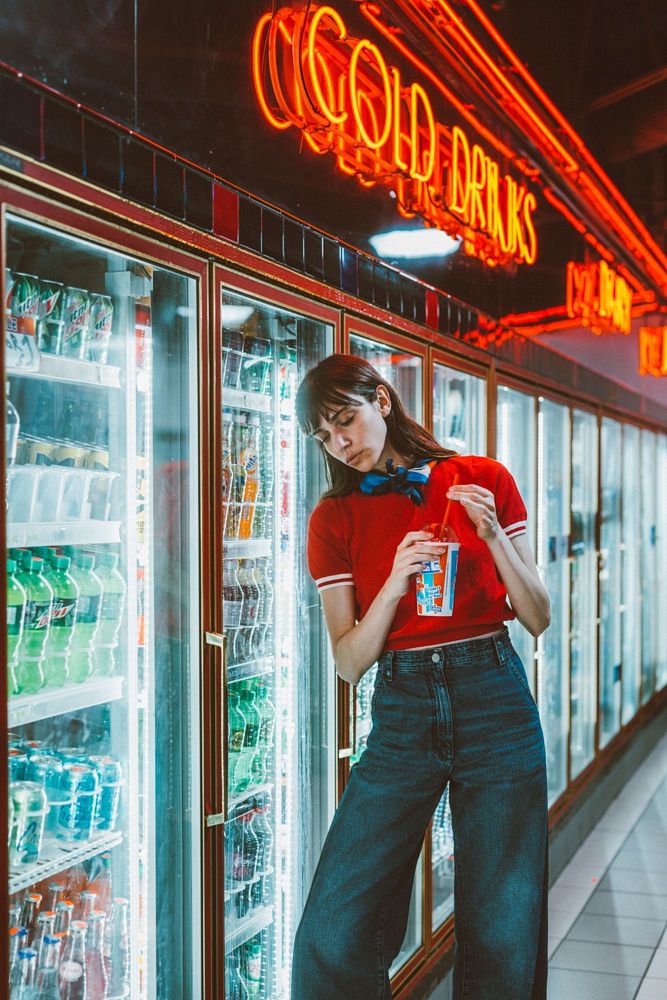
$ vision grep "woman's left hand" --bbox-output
[445,484,500,541]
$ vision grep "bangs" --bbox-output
[296,381,363,436]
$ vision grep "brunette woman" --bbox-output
[291,354,550,1000]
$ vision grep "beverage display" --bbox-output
[415,525,460,618]
[5,212,201,999]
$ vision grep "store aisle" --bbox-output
[547,731,667,1000]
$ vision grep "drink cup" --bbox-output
[415,524,460,618]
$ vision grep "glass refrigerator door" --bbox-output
[639,429,658,704]
[537,398,570,804]
[599,417,622,748]
[657,434,667,692]
[346,332,424,975]
[4,215,201,997]
[621,425,641,725]
[569,410,598,778]
[219,288,334,1000]
[495,385,537,693]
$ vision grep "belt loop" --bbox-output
[492,633,505,666]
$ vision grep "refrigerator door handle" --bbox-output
[205,631,229,819]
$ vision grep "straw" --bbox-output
[438,474,460,538]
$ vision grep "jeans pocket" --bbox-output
[370,664,388,714]
[506,649,533,697]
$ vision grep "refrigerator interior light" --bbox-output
[369,228,461,259]
[221,305,255,327]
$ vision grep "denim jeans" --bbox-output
[291,628,548,1000]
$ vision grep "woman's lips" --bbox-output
[347,450,363,464]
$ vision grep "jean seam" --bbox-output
[456,855,470,1000]
[376,904,387,1000]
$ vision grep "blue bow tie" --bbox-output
[359,458,433,506]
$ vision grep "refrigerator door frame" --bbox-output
[0,180,211,1000]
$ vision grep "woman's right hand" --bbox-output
[382,531,449,601]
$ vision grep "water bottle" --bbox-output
[92,552,126,677]
[7,558,26,695]
[67,552,102,683]
[105,897,130,999]
[42,556,79,688]
[6,381,19,467]
[16,557,52,694]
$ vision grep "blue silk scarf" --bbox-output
[358,457,434,506]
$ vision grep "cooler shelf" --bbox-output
[9,829,123,895]
[223,387,271,414]
[224,539,272,559]
[7,520,121,547]
[227,782,274,816]
[224,904,274,955]
[8,353,121,389]
[9,676,124,727]
[228,656,274,685]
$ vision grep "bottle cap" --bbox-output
[77,554,95,570]
[53,556,71,570]
[29,557,44,572]
[100,553,119,569]
[7,559,16,572]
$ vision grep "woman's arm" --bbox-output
[446,483,551,637]
[320,530,448,685]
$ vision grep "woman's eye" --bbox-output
[340,417,353,427]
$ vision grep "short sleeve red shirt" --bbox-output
[307,456,528,652]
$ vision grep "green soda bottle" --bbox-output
[16,556,53,694]
[67,552,102,683]
[92,552,126,677]
[43,556,79,688]
[236,683,261,793]
[6,559,26,696]
[251,683,276,785]
[228,690,247,799]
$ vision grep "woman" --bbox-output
[292,354,550,1000]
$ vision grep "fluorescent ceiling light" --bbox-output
[220,305,255,327]
[369,229,461,260]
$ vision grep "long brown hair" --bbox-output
[295,353,457,499]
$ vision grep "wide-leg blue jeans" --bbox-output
[291,628,549,1000]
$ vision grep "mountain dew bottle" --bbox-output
[236,683,261,793]
[92,553,126,677]
[43,556,79,688]
[16,557,53,694]
[7,559,26,696]
[67,553,102,683]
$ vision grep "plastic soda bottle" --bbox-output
[222,409,235,538]
[67,553,102,683]
[16,557,52,694]
[238,416,261,539]
[92,552,126,677]
[228,690,247,798]
[105,897,130,999]
[85,911,108,1000]
[6,381,19,467]
[251,685,275,785]
[7,558,26,695]
[236,683,261,793]
[43,556,79,688]
[58,920,87,999]
[243,937,263,998]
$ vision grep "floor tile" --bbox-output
[549,939,653,976]
[548,936,563,959]
[566,912,665,947]
[645,949,667,978]
[625,831,667,852]
[546,968,640,1000]
[598,870,667,895]
[612,848,667,874]
[548,908,577,938]
[553,864,604,890]
[548,885,595,913]
[635,980,667,1000]
[659,926,667,949]
[583,890,667,920]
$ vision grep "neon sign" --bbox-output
[566,260,632,335]
[252,5,538,267]
[638,326,667,377]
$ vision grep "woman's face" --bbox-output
[311,387,397,472]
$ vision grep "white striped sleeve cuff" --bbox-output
[503,519,528,539]
[315,573,355,592]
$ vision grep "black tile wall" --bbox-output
[261,209,284,262]
[84,118,121,191]
[283,218,304,272]
[323,237,341,288]
[0,76,41,160]
[238,196,262,252]
[185,169,213,231]
[341,247,358,296]
[304,229,324,280]
[155,155,185,219]
[121,139,154,206]
[44,100,83,175]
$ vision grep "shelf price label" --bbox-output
[5,316,40,372]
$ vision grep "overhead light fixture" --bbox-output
[369,229,461,260]
[220,305,255,327]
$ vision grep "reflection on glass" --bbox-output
[496,385,537,691]
[432,364,486,454]
[221,290,333,999]
[657,435,667,692]
[347,333,424,970]
[537,398,570,803]
[431,786,455,931]
[599,418,622,747]
[4,215,199,998]
[569,410,598,776]
[621,425,641,724]
[640,430,658,703]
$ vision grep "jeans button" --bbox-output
[431,652,441,663]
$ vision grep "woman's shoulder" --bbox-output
[432,454,504,479]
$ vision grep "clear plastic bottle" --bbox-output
[238,416,261,539]
[67,553,102,683]
[7,558,26,695]
[16,557,52,694]
[6,381,19,467]
[236,683,261,793]
[92,552,126,677]
[105,897,130,1000]
[42,555,79,688]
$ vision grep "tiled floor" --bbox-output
[547,732,667,1000]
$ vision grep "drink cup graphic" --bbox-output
[415,524,460,617]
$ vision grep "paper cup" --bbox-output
[415,524,460,617]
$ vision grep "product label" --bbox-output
[229,728,245,753]
[59,960,83,982]
[6,605,21,631]
[25,599,52,631]
[100,591,124,621]
[76,593,102,624]
[49,597,77,628]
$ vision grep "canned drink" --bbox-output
[37,279,65,354]
[57,763,99,841]
[22,740,45,756]
[8,732,23,747]
[83,448,110,472]
[89,755,123,832]
[9,780,48,864]
[60,287,90,359]
[57,747,89,763]
[9,273,40,318]
[55,445,88,468]
[8,749,28,781]
[87,294,113,364]
[24,439,59,466]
